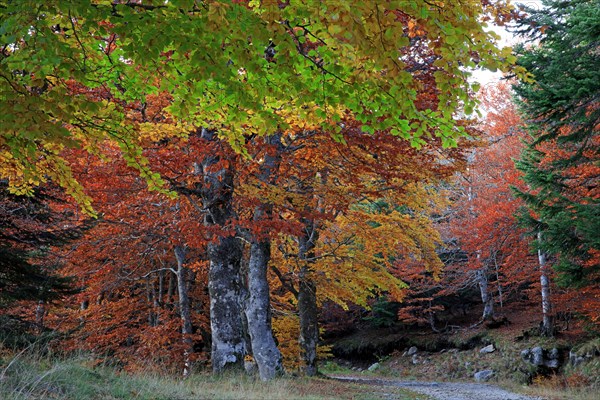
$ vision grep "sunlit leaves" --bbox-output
[1,0,520,210]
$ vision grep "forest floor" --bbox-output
[323,303,600,400]
[2,305,598,399]
[329,376,542,400]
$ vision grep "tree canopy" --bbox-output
[513,0,600,287]
[1,0,519,211]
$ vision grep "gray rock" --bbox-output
[531,346,544,366]
[569,349,590,367]
[522,346,562,369]
[480,344,495,354]
[569,350,577,364]
[474,369,495,382]
[546,358,560,368]
[407,346,418,356]
[368,362,380,372]
[412,354,419,365]
[546,348,560,368]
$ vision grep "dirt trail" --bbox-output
[330,376,546,400]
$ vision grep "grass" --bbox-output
[0,347,426,400]
[501,377,598,400]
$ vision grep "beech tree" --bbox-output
[2,0,519,206]
[261,123,465,371]
[2,0,527,378]
[446,83,539,323]
[54,136,211,372]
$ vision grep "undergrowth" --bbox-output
[0,345,424,400]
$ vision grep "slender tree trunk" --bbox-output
[477,268,494,321]
[244,133,284,380]
[428,300,440,333]
[492,254,504,309]
[158,269,165,306]
[35,300,45,334]
[298,218,319,376]
[200,128,246,373]
[147,276,159,327]
[537,232,553,336]
[167,267,176,308]
[175,246,194,377]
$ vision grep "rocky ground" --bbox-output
[323,315,600,400]
[330,376,544,400]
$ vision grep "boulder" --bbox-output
[368,362,380,372]
[411,354,419,365]
[546,348,560,368]
[569,349,593,367]
[521,346,562,369]
[531,346,544,366]
[406,346,418,356]
[474,369,495,382]
[480,344,495,354]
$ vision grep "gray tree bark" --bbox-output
[200,128,246,373]
[477,267,494,321]
[175,246,194,377]
[298,218,319,376]
[35,300,45,334]
[246,239,284,380]
[147,276,159,327]
[167,268,176,307]
[244,134,284,380]
[492,252,504,309]
[537,231,553,336]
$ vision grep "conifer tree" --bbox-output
[0,183,80,316]
[513,0,599,287]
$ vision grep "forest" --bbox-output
[1,1,598,399]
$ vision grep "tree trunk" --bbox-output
[298,219,319,376]
[244,133,284,380]
[148,276,159,327]
[477,268,494,321]
[207,237,246,372]
[200,128,246,373]
[246,240,283,380]
[492,253,504,309]
[537,231,553,336]
[35,300,45,334]
[175,246,194,377]
[158,269,164,306]
[167,268,176,307]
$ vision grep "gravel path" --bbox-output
[330,376,545,400]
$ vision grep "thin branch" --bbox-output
[271,264,299,298]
